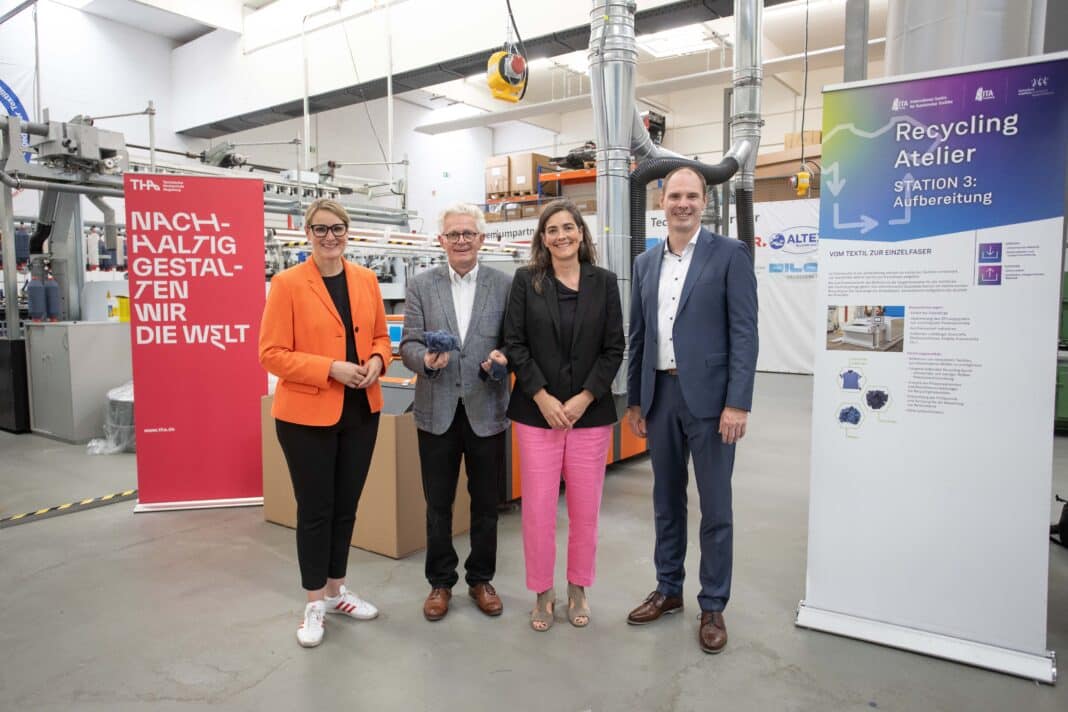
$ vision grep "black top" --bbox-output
[322,271,369,418]
[322,272,358,364]
[555,278,578,394]
[503,264,625,429]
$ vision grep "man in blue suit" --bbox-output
[625,166,758,654]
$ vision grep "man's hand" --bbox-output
[480,349,507,373]
[355,355,384,389]
[626,405,647,438]
[719,406,748,444]
[562,390,594,424]
[534,389,571,430]
[424,351,449,371]
[329,360,362,388]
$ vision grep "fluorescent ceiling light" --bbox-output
[52,0,94,8]
[532,50,588,75]
[765,0,841,14]
[637,24,718,59]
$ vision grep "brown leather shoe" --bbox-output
[626,590,684,625]
[468,582,503,616]
[423,587,452,621]
[699,611,727,654]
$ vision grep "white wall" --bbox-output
[220,97,492,233]
[490,62,886,164]
[0,1,209,220]
[172,0,682,132]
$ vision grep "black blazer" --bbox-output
[503,263,625,428]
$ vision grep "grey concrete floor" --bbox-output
[1,372,1066,711]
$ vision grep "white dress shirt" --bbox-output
[656,229,699,370]
[448,263,479,346]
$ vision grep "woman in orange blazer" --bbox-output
[259,198,392,648]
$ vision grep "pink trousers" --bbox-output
[514,422,613,592]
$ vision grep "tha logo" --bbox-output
[974,86,994,102]
[129,178,161,191]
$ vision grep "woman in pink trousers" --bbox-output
[503,199,625,631]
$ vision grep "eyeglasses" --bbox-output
[309,223,348,238]
[442,230,481,243]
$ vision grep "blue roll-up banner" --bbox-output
[799,53,1068,683]
[0,78,32,160]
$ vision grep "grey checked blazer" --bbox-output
[400,264,512,437]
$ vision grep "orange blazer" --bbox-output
[259,259,392,426]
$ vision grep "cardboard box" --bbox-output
[783,130,822,150]
[521,204,541,219]
[570,196,597,214]
[262,395,471,559]
[509,152,559,196]
[484,208,504,223]
[485,155,510,196]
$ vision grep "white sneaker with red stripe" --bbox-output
[297,600,325,648]
[324,585,379,620]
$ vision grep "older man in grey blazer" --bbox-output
[401,203,513,622]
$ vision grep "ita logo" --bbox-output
[974,86,995,102]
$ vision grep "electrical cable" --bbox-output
[339,20,391,169]
[799,0,810,168]
[505,0,529,101]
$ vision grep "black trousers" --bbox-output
[275,394,380,591]
[417,402,505,588]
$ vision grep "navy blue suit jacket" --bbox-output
[627,228,758,419]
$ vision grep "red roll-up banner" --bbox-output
[124,174,266,511]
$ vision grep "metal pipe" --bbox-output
[1,182,18,338]
[32,1,40,122]
[0,115,49,137]
[386,0,394,188]
[630,108,684,162]
[589,0,638,394]
[0,171,124,197]
[731,0,762,193]
[88,196,118,258]
[0,0,35,28]
[844,0,870,82]
[147,100,156,172]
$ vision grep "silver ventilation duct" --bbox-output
[588,0,638,303]
[589,0,763,394]
[730,0,762,192]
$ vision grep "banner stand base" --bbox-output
[796,601,1056,684]
[133,497,263,513]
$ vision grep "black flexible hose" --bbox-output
[29,223,51,254]
[734,188,755,258]
[629,157,739,261]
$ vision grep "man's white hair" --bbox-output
[437,202,487,235]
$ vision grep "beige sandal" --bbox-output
[567,583,590,627]
[530,589,555,632]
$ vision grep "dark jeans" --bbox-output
[646,370,736,613]
[417,402,504,588]
[275,393,380,591]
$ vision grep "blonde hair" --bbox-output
[437,202,487,235]
[303,198,350,227]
